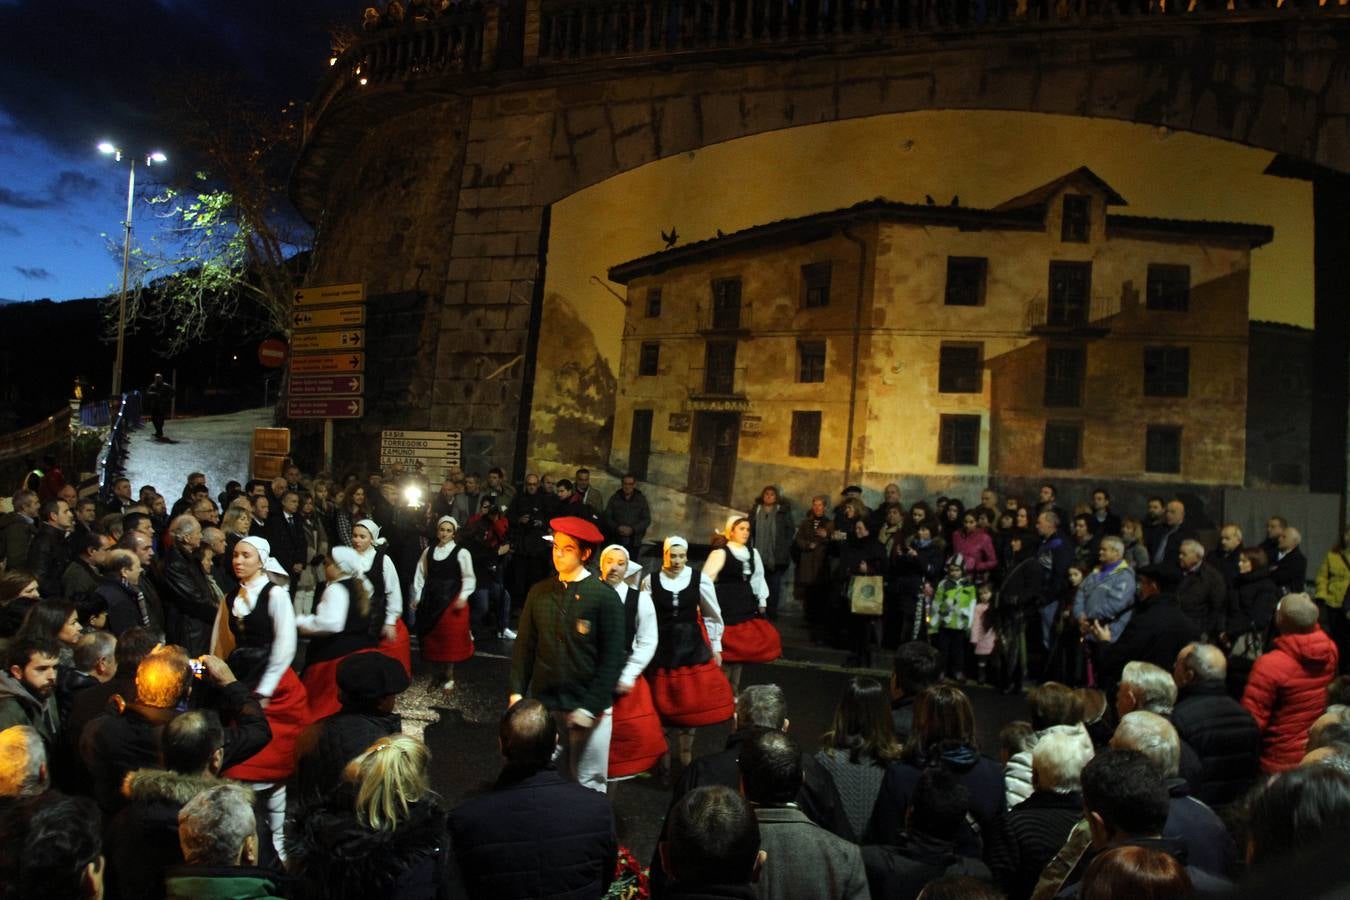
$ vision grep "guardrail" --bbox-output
[97,392,142,503]
[0,408,74,464]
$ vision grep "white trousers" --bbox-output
[551,708,613,794]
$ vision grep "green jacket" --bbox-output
[164,866,284,899]
[510,573,626,716]
[929,577,977,634]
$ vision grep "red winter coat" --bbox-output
[1241,627,1338,773]
[951,529,997,575]
[222,668,310,783]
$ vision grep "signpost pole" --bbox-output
[323,418,334,472]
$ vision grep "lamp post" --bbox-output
[98,142,166,398]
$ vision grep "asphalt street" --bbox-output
[417,642,1030,864]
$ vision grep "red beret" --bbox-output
[549,515,604,544]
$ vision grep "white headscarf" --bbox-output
[330,545,364,578]
[664,535,688,553]
[437,515,459,530]
[354,518,386,546]
[239,536,271,562]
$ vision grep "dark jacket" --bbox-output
[62,559,101,599]
[1097,594,1201,698]
[1055,835,1231,898]
[866,745,1004,857]
[97,576,147,638]
[27,522,72,597]
[509,574,626,716]
[1270,546,1308,594]
[1176,563,1227,638]
[106,768,221,900]
[1171,681,1261,809]
[985,791,1084,900]
[890,697,916,745]
[863,829,994,900]
[1227,569,1279,640]
[1209,548,1241,591]
[1151,523,1198,572]
[0,510,35,570]
[160,544,219,655]
[80,680,271,814]
[604,489,652,546]
[265,512,308,580]
[293,706,402,809]
[1164,778,1239,877]
[750,500,795,570]
[793,513,833,587]
[672,728,853,840]
[55,667,99,729]
[664,886,758,900]
[290,791,454,900]
[448,766,615,900]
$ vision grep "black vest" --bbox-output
[306,577,377,665]
[228,581,274,649]
[363,548,391,636]
[648,569,711,670]
[713,547,758,626]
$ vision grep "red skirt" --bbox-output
[607,676,668,777]
[648,662,734,727]
[721,618,782,664]
[377,618,413,676]
[420,601,473,664]
[301,649,382,724]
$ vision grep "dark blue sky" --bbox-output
[0,0,353,302]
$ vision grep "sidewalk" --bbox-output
[124,408,274,497]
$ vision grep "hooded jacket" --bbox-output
[0,669,59,745]
[1242,626,1339,772]
[867,743,1005,856]
[106,768,221,900]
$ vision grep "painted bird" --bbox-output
[925,195,936,206]
[661,227,679,248]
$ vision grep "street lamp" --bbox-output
[99,141,167,398]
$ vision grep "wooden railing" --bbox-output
[0,407,74,463]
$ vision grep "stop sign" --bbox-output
[258,338,288,369]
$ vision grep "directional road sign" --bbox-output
[380,429,462,474]
[293,283,366,307]
[292,329,364,352]
[289,375,364,396]
[289,352,365,374]
[291,306,366,329]
[287,397,365,419]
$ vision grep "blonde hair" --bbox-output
[344,734,431,831]
[221,506,252,537]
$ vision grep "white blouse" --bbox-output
[641,568,724,652]
[411,542,477,607]
[218,571,296,699]
[616,582,658,689]
[355,546,403,626]
[295,573,374,637]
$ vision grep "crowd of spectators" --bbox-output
[0,461,1348,898]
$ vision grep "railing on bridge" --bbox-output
[0,408,74,464]
[308,0,1350,135]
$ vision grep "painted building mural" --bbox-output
[602,168,1269,516]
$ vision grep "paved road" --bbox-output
[123,407,273,497]
[416,644,1029,864]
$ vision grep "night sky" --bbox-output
[0,0,354,302]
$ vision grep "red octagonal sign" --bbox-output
[258,338,288,369]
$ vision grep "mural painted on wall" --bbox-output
[527,292,617,475]
[525,110,1307,530]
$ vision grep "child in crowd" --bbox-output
[969,582,997,684]
[929,554,976,681]
[73,592,109,632]
[998,720,1036,766]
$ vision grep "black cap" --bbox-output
[337,652,411,701]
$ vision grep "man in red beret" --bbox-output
[509,515,626,792]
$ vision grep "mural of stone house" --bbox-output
[605,168,1272,511]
